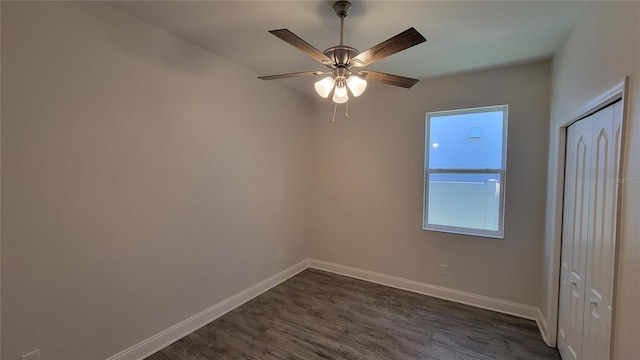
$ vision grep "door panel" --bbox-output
[582,107,611,360]
[582,103,622,360]
[559,120,591,360]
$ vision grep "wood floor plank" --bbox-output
[146,269,560,360]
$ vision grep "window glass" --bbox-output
[428,111,504,169]
[423,105,507,238]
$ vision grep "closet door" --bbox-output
[558,118,592,360]
[558,100,623,360]
[582,101,622,360]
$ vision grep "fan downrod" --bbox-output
[323,1,356,68]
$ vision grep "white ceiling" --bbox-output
[108,1,591,98]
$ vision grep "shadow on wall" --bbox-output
[82,3,217,75]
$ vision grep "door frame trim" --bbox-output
[545,77,630,349]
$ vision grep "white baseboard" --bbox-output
[108,258,552,359]
[537,308,552,346]
[106,259,310,360]
[308,259,541,322]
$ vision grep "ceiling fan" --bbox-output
[258,0,427,104]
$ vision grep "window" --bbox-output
[423,105,508,238]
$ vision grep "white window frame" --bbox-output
[422,105,508,238]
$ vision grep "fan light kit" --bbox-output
[259,1,427,106]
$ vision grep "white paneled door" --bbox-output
[559,117,590,360]
[558,101,623,360]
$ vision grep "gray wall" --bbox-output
[310,61,550,307]
[1,2,312,359]
[543,1,640,355]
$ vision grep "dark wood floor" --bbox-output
[146,269,560,360]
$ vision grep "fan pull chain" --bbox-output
[345,102,349,118]
[332,103,338,122]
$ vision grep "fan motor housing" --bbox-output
[323,45,359,67]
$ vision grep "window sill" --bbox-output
[422,226,504,239]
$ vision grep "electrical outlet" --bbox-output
[277,252,284,262]
[439,264,448,276]
[20,350,40,360]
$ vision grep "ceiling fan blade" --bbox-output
[357,70,420,88]
[258,71,325,81]
[351,28,426,68]
[269,29,333,65]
